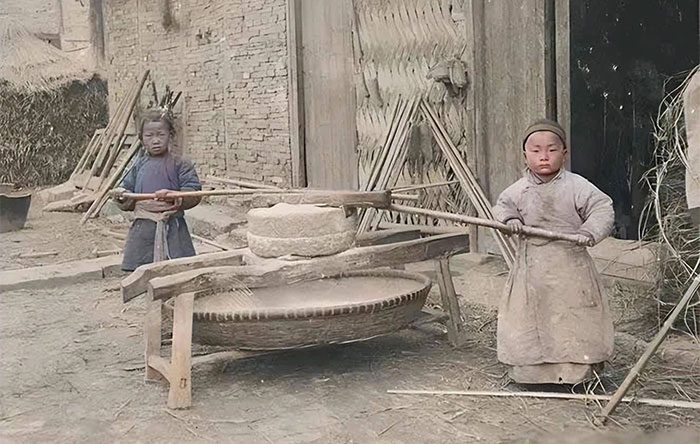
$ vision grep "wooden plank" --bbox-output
[286,0,306,187]
[544,0,557,119]
[167,292,194,409]
[480,0,547,203]
[148,234,470,301]
[355,228,422,247]
[301,0,358,189]
[121,250,246,302]
[145,300,166,382]
[250,190,392,209]
[435,258,467,347]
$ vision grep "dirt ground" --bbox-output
[1,197,700,443]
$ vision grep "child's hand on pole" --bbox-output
[573,233,594,247]
[154,189,175,200]
[506,219,524,235]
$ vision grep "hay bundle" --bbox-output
[640,67,700,335]
[0,19,107,186]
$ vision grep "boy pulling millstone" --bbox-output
[493,119,615,385]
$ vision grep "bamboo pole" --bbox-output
[599,273,700,422]
[390,204,591,245]
[387,389,700,411]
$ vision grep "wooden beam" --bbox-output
[121,250,246,302]
[147,233,470,301]
[378,222,467,236]
[355,228,422,247]
[286,0,306,187]
[250,190,392,209]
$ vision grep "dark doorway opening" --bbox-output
[570,0,699,239]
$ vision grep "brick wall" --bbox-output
[103,0,292,187]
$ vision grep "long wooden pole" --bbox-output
[387,389,700,411]
[115,189,393,209]
[599,273,700,422]
[390,203,590,245]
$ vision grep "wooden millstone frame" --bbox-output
[124,232,470,409]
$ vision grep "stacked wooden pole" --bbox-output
[420,100,516,267]
[78,71,150,223]
[358,96,420,233]
[84,70,150,191]
[70,129,104,179]
[80,141,143,224]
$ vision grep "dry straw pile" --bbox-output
[641,67,700,336]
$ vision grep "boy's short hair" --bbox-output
[138,108,175,140]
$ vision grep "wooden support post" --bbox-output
[144,298,164,382]
[435,258,467,347]
[167,292,195,409]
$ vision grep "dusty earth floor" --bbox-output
[1,197,700,443]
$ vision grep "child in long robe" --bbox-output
[113,109,202,272]
[493,119,615,385]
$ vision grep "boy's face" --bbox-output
[142,120,171,156]
[523,131,567,179]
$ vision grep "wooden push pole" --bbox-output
[390,204,592,246]
[599,273,700,423]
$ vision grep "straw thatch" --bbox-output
[0,18,91,92]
